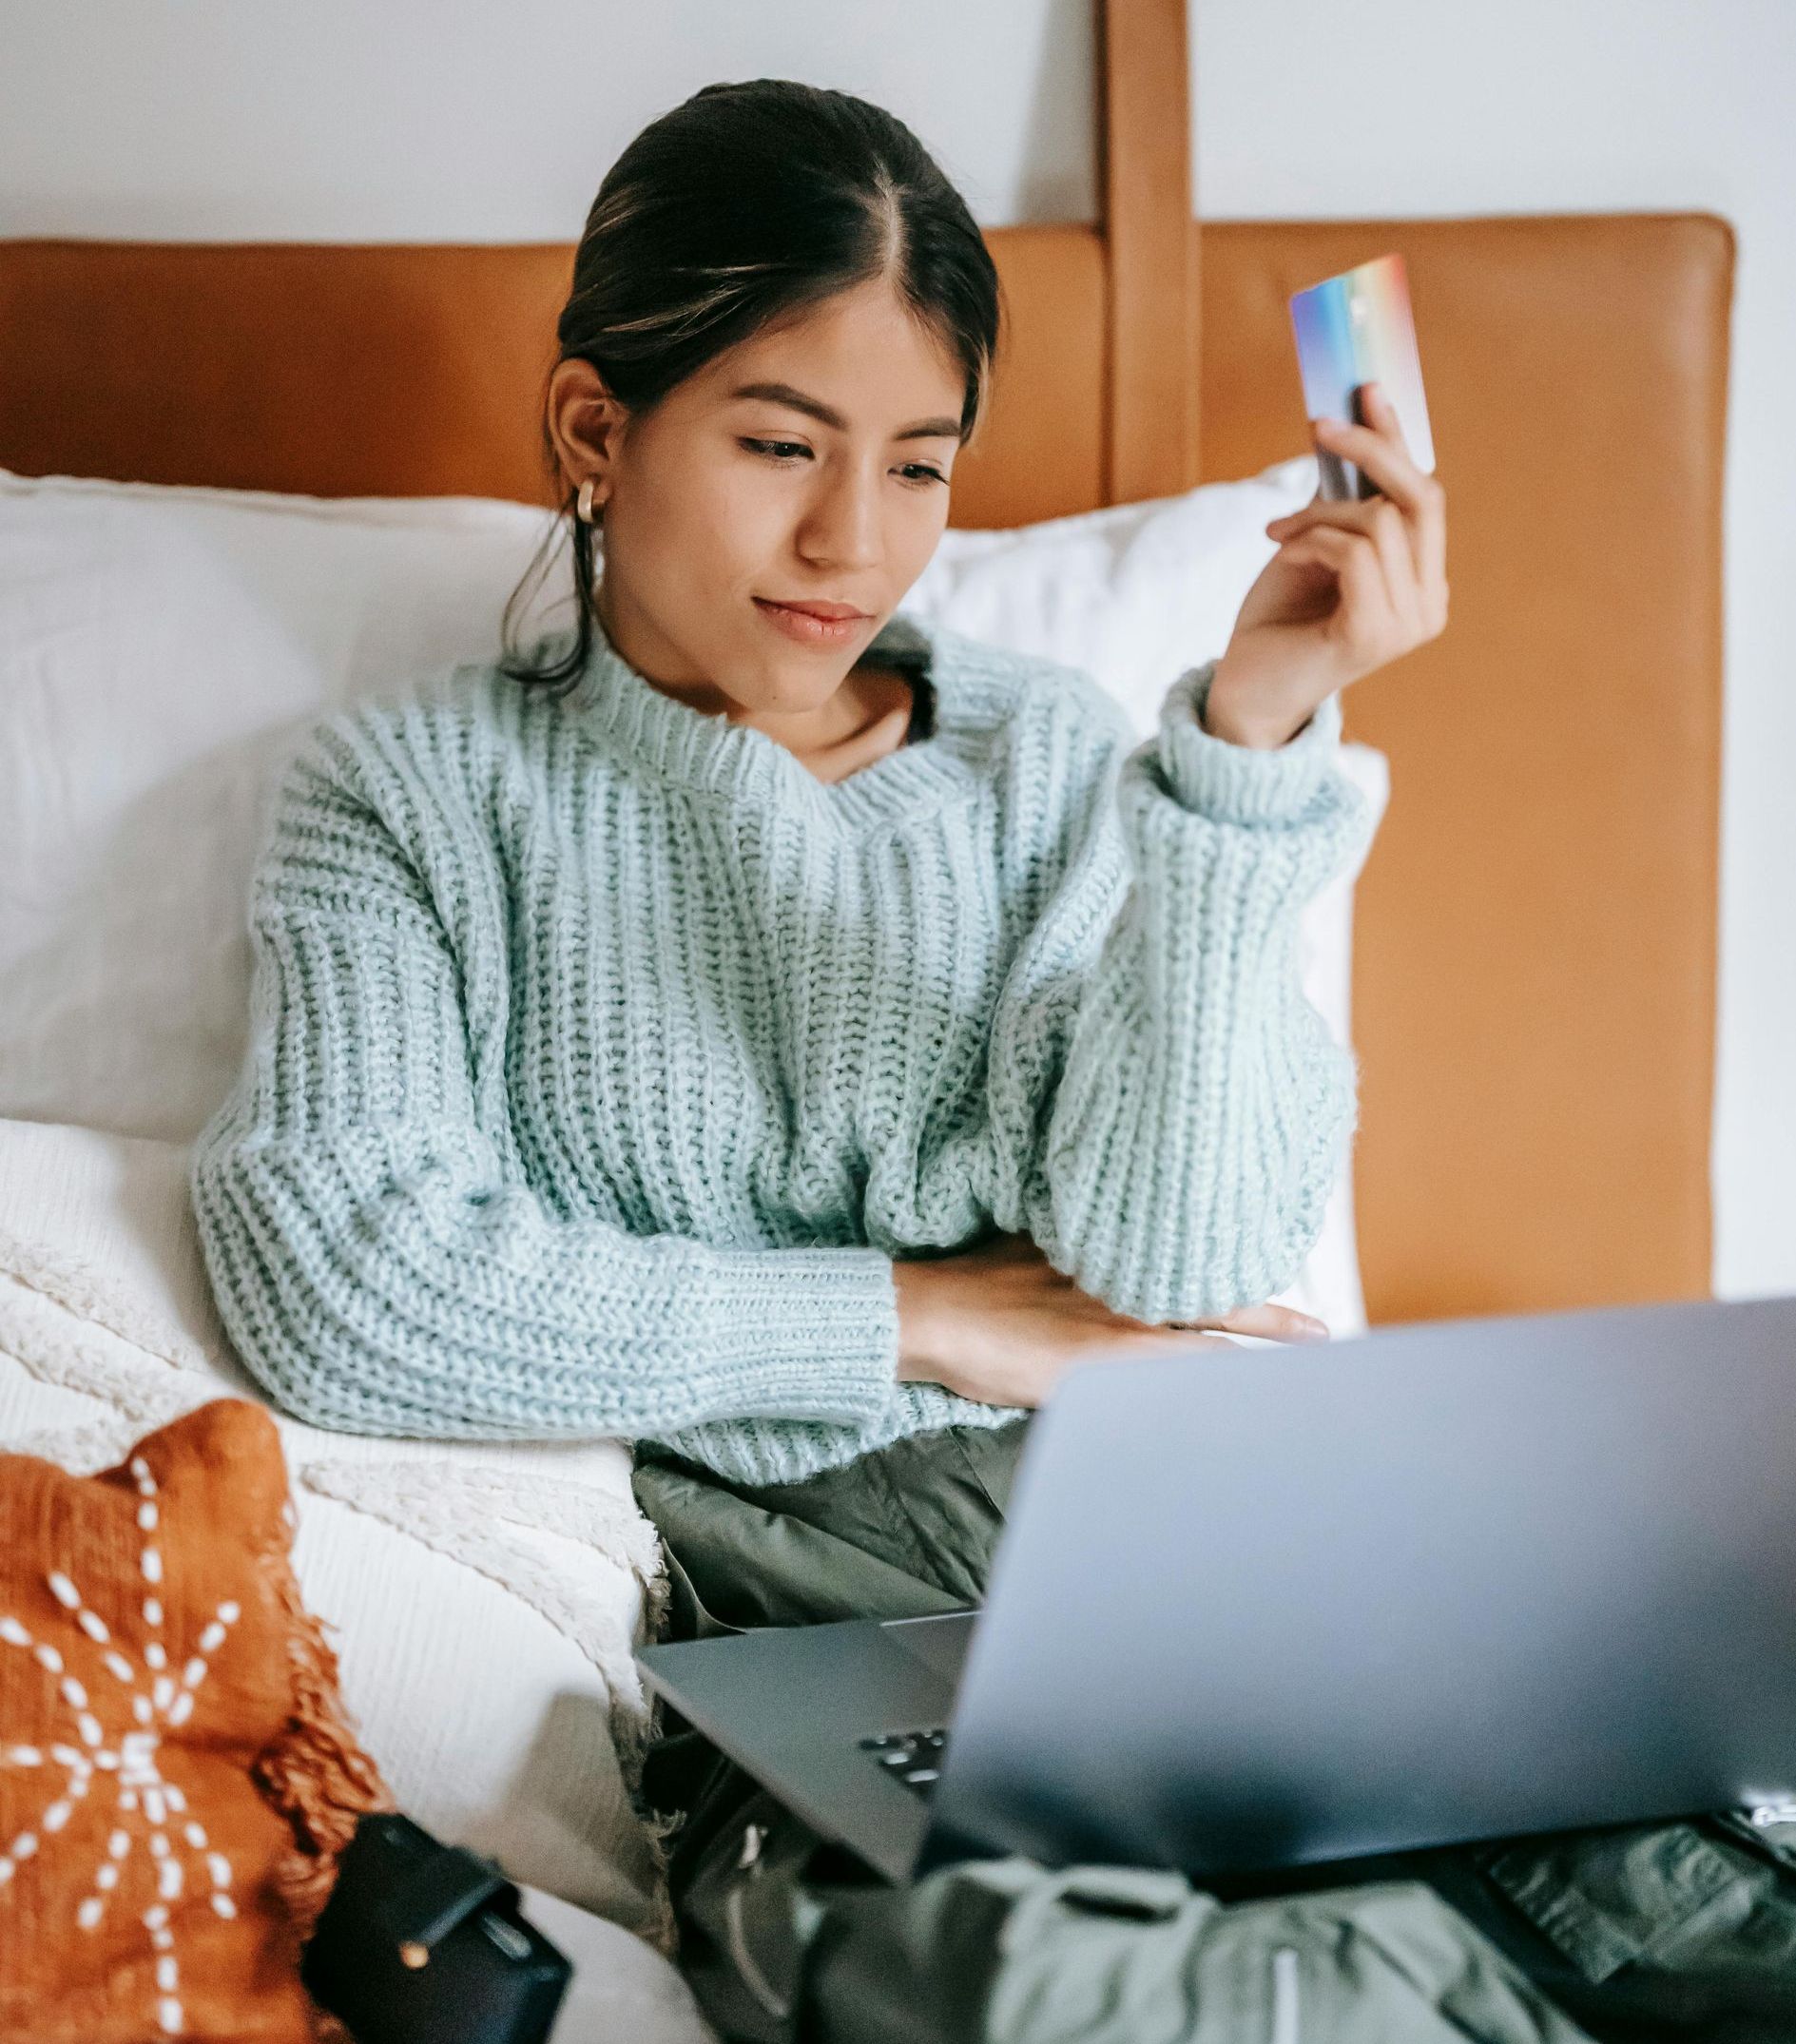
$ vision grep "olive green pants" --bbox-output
[631,1417,1796,2044]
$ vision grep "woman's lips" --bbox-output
[753,598,872,646]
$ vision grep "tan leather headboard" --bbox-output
[1200,214,1731,1323]
[0,209,1731,1326]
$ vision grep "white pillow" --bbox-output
[0,475,561,1147]
[0,455,1382,1333]
[0,1115,679,1955]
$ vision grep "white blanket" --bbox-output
[0,1113,718,2037]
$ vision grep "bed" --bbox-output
[0,0,1733,2032]
[0,10,1730,1326]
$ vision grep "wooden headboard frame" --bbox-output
[0,0,1732,1327]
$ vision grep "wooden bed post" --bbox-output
[1098,0,1201,502]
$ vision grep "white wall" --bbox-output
[2,0,1789,1298]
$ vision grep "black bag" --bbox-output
[300,1810,572,2044]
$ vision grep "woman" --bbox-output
[191,78,1792,2044]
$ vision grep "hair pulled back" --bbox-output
[501,78,1005,690]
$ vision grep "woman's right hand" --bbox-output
[892,1228,1330,1410]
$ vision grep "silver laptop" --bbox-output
[635,1292,1796,1888]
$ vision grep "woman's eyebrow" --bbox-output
[727,380,959,440]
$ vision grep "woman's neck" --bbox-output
[592,577,916,784]
[797,662,917,783]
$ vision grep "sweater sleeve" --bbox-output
[188,725,901,1442]
[985,657,1375,1327]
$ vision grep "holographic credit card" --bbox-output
[1288,251,1435,501]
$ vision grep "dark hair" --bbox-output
[499,78,1005,691]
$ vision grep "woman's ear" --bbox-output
[545,357,624,502]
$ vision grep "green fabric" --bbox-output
[1478,1818,1796,2008]
[804,1865,1592,2044]
[631,1421,1796,2044]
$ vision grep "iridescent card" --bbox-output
[1288,252,1435,501]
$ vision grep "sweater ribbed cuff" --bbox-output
[1156,659,1343,825]
[697,1242,901,1427]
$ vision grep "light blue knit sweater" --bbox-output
[188,604,1371,1488]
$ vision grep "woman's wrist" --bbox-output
[1198,661,1311,750]
[890,1255,941,1385]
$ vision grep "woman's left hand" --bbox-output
[1201,380,1449,749]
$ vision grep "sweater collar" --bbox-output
[567,595,977,831]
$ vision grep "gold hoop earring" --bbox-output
[575,476,598,524]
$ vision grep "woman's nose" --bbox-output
[798,468,883,569]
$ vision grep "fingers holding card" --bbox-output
[1289,252,1436,502]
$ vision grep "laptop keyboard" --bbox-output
[859,1726,950,1798]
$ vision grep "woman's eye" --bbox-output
[739,439,947,489]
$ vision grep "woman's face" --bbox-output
[546,276,966,718]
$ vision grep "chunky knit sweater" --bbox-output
[189,604,1372,1488]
